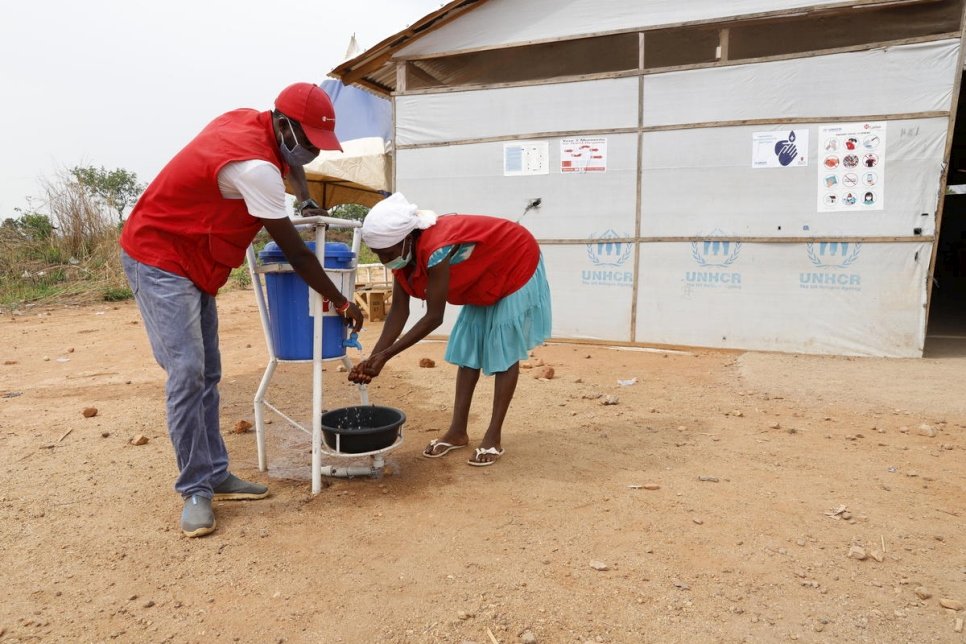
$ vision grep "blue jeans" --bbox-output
[121,250,229,499]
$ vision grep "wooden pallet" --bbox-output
[354,288,392,322]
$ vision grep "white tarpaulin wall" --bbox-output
[394,37,960,357]
[642,118,948,237]
[396,0,923,57]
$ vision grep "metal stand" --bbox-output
[247,215,401,494]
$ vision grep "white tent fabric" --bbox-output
[397,135,639,240]
[301,137,391,208]
[634,241,930,357]
[395,0,922,57]
[643,39,959,128]
[396,77,638,146]
[642,118,948,237]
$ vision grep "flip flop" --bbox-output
[467,446,505,467]
[422,439,467,459]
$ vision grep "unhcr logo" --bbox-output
[685,230,742,289]
[582,230,633,287]
[800,241,862,291]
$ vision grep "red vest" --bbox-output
[120,109,286,295]
[394,215,540,306]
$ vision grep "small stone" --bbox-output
[697,476,719,482]
[521,631,538,644]
[940,598,964,611]
[456,610,473,620]
[796,538,806,547]
[272,591,281,599]
[128,594,138,601]
[848,545,867,560]
[82,407,98,418]
[101,431,110,438]
[733,410,744,417]
[769,422,781,429]
[233,420,252,434]
[535,366,555,380]
[600,395,619,406]
[899,425,910,433]
[520,362,533,369]
[955,617,964,633]
[589,560,609,571]
[130,435,149,446]
[3,360,17,365]
[915,587,932,600]
[906,470,919,478]
[917,424,937,438]
[143,600,155,608]
[419,358,436,368]
[692,518,704,525]
[841,511,852,520]
[336,364,347,372]
[870,549,884,563]
[642,484,660,490]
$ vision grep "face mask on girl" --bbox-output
[279,117,318,166]
[383,237,412,270]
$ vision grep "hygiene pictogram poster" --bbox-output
[752,129,809,168]
[561,137,607,173]
[817,122,886,212]
[503,141,549,176]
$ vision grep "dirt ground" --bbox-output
[1,290,964,644]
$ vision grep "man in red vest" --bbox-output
[120,82,363,537]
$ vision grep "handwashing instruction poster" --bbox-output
[752,129,809,168]
[817,122,886,212]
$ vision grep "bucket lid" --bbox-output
[258,241,355,264]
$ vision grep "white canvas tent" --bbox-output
[302,136,391,209]
[297,78,392,208]
[331,0,966,357]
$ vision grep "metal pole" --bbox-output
[248,245,277,472]
[311,224,327,495]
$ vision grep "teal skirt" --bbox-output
[444,256,552,375]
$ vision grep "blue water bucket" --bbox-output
[257,242,355,360]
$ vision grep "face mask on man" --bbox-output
[383,237,412,270]
[279,117,318,166]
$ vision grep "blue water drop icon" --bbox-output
[775,131,798,167]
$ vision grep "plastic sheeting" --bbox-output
[396,0,922,57]
[302,137,391,209]
[319,79,392,142]
[634,241,929,357]
[396,134,639,240]
[396,77,638,146]
[643,40,959,128]
[642,118,948,237]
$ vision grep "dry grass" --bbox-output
[0,174,129,308]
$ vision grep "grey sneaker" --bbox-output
[181,495,216,538]
[212,473,269,501]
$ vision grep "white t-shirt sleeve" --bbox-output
[216,160,289,220]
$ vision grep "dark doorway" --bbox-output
[927,73,966,347]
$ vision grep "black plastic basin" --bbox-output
[320,405,405,454]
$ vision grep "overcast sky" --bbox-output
[0,0,443,218]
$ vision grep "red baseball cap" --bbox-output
[274,82,342,152]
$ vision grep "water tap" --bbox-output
[343,332,363,352]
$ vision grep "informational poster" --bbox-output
[752,129,809,168]
[817,122,886,212]
[503,141,549,176]
[561,137,607,173]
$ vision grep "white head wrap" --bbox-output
[361,192,438,249]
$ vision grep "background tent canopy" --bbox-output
[297,79,393,209]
